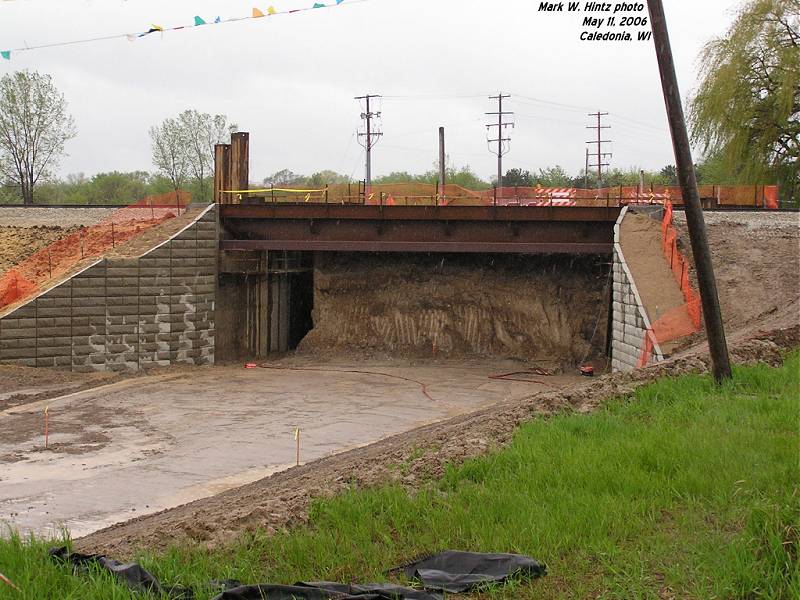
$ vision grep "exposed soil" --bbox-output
[300,253,610,366]
[674,211,800,328]
[0,205,208,317]
[620,212,686,322]
[0,226,79,274]
[75,322,800,558]
[0,365,120,412]
[671,211,800,350]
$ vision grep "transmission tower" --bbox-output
[486,93,514,189]
[355,94,383,195]
[586,111,612,187]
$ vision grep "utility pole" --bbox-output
[586,111,611,187]
[647,0,731,382]
[355,94,382,196]
[584,147,590,189]
[486,93,514,190]
[438,126,446,200]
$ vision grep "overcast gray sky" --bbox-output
[0,0,740,182]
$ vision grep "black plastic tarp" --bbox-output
[398,550,547,593]
[49,547,193,599]
[212,582,441,600]
[50,547,545,598]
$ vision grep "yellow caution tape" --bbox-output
[220,188,327,194]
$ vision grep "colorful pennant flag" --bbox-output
[0,0,354,61]
[138,24,164,38]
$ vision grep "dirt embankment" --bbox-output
[0,226,78,274]
[76,323,800,558]
[300,253,609,366]
[674,211,800,328]
[620,212,686,322]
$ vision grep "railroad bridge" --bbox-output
[214,132,620,361]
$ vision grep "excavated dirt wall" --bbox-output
[299,252,609,365]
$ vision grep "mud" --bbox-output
[75,323,800,558]
[0,365,119,412]
[301,253,609,365]
[0,360,579,538]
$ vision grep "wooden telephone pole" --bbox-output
[647,0,732,382]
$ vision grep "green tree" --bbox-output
[534,165,572,187]
[84,171,149,204]
[306,170,352,187]
[0,71,76,204]
[262,169,306,187]
[689,0,799,203]
[503,168,534,186]
[176,110,235,202]
[149,117,188,197]
[659,165,679,185]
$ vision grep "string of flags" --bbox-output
[1,0,350,61]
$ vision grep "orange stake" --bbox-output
[44,406,49,449]
[295,428,301,466]
[0,571,20,592]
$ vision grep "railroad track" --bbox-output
[0,203,796,212]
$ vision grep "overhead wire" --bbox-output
[0,0,370,57]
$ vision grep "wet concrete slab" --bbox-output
[0,359,580,538]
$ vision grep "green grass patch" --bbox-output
[2,353,798,599]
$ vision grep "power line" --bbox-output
[355,93,382,194]
[587,111,612,186]
[486,93,514,188]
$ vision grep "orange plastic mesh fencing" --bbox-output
[0,191,190,312]
[637,200,703,367]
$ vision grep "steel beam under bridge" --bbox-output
[219,204,621,254]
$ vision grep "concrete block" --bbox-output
[145,247,171,259]
[37,297,72,309]
[38,325,71,337]
[0,347,37,359]
[106,277,140,288]
[5,305,36,319]
[0,327,37,339]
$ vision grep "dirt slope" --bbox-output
[674,211,799,328]
[0,226,78,274]
[620,213,686,322]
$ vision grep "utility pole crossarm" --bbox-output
[355,94,382,197]
[587,111,612,187]
[486,93,515,189]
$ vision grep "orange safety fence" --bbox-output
[637,200,703,367]
[224,183,780,208]
[0,191,191,311]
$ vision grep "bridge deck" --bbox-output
[219,204,622,254]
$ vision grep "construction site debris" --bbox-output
[396,550,546,593]
[50,547,544,599]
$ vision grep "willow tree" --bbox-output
[689,0,799,202]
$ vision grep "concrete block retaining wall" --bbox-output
[0,204,217,372]
[611,206,664,372]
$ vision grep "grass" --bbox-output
[1,352,798,599]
